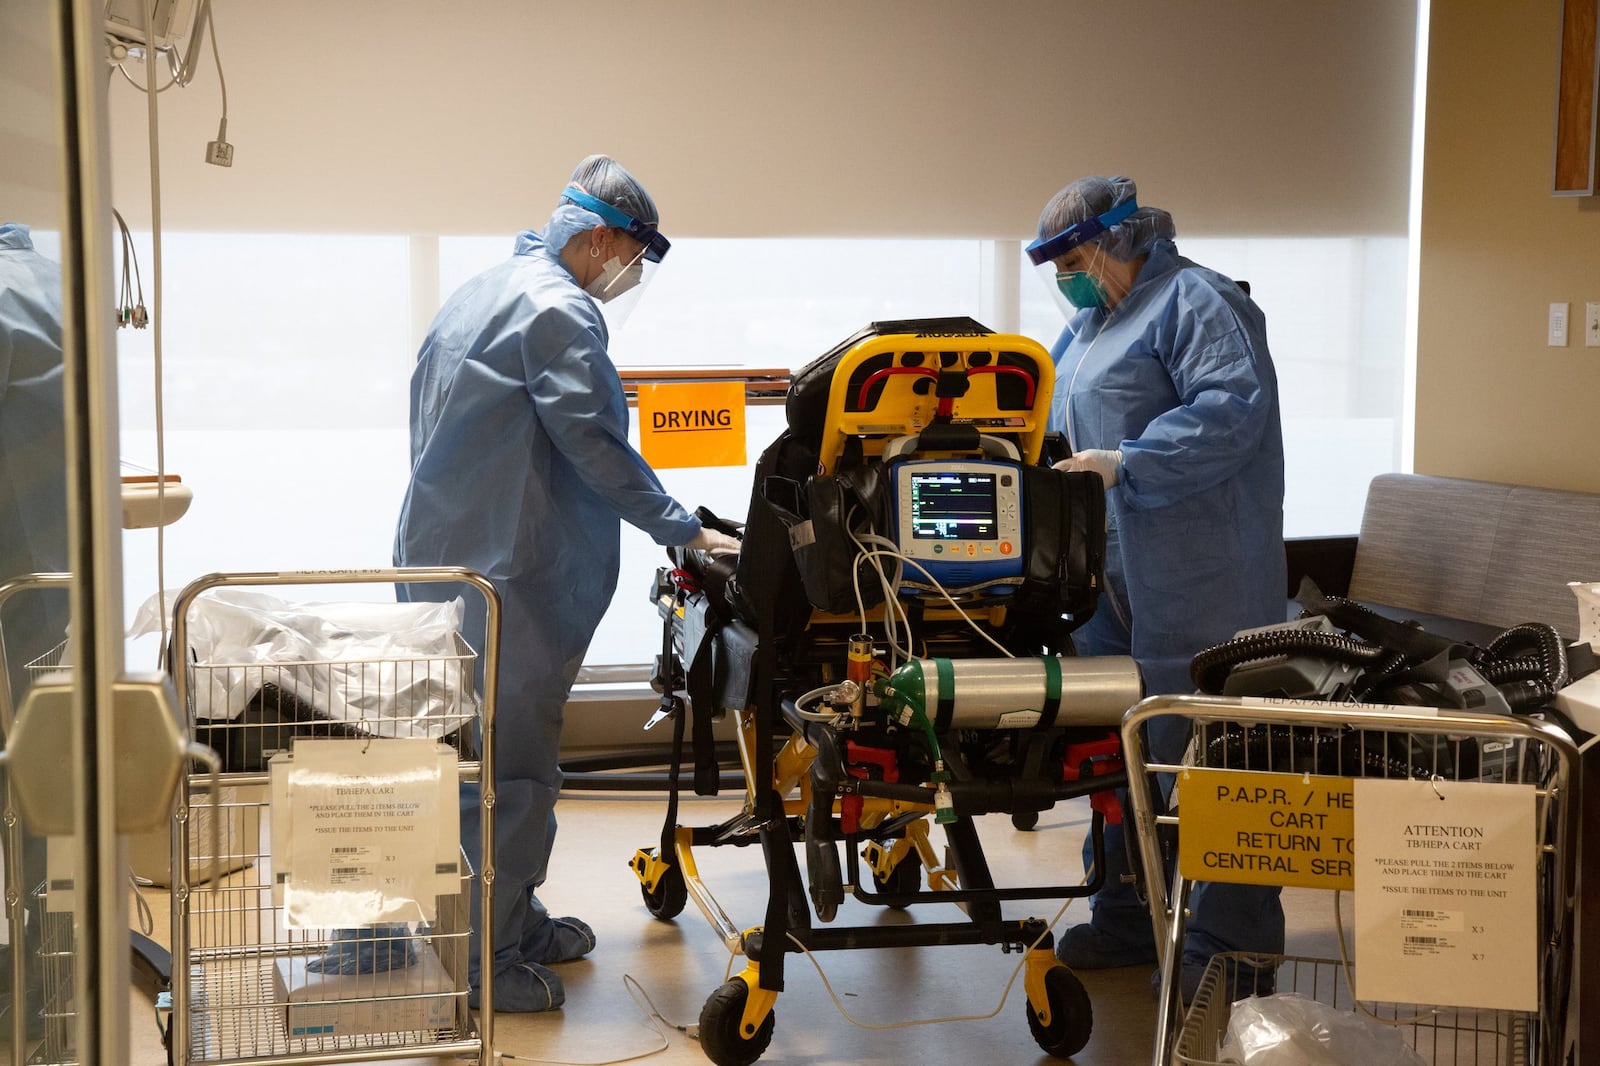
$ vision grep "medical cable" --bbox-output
[111,209,147,328]
[139,0,171,654]
[651,872,1087,1036]
[846,517,912,667]
[844,531,1016,664]
[773,881,1084,1033]
[856,550,1017,659]
[115,57,177,93]
[1331,890,1438,1027]
[490,975,671,1064]
[206,1,226,126]
[792,682,854,722]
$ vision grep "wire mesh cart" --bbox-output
[166,568,501,1066]
[0,572,71,1066]
[1123,695,1580,1066]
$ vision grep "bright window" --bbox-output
[120,232,1408,672]
[117,233,413,653]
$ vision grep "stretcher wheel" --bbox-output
[1011,810,1040,831]
[640,863,687,921]
[874,850,921,907]
[699,979,776,1066]
[1026,965,1093,1058]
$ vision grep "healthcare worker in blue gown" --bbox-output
[0,222,69,1036]
[394,156,739,1013]
[1028,176,1287,1001]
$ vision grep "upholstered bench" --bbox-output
[1344,473,1600,640]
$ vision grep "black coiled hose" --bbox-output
[1482,622,1570,692]
[1191,597,1569,711]
[1202,722,1448,780]
[1190,628,1389,694]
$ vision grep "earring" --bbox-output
[590,246,600,258]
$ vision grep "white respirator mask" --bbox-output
[585,243,648,303]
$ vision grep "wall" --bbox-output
[1417,2,1600,491]
[104,0,1416,239]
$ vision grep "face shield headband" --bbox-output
[1025,198,1139,266]
[561,186,671,262]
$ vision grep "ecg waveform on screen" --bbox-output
[910,473,999,540]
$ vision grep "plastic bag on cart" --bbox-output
[130,589,477,737]
[1219,993,1424,1066]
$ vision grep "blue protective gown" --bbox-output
[1050,238,1286,963]
[0,224,66,968]
[393,230,700,983]
[0,224,69,701]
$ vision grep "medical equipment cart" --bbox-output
[1123,694,1580,1066]
[167,568,501,1066]
[0,572,71,1066]
[631,319,1142,1065]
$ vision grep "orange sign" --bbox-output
[637,381,747,469]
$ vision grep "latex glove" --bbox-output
[1052,448,1123,488]
[685,527,742,556]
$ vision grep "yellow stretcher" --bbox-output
[629,317,1140,1066]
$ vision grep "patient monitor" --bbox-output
[893,460,1023,589]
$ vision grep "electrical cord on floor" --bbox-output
[489,974,676,1064]
[634,869,1087,1045]
[602,869,1091,1051]
[778,890,1077,1032]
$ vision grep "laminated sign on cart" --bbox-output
[270,738,461,927]
[1353,777,1538,1012]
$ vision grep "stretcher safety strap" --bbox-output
[933,657,956,732]
[1037,655,1063,728]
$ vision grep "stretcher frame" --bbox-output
[630,322,1139,1065]
[1123,694,1581,1066]
[167,568,500,1066]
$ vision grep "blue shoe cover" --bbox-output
[467,961,565,1013]
[306,925,417,975]
[1179,951,1277,1005]
[1054,921,1158,969]
[520,914,595,965]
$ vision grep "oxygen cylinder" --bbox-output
[876,655,1141,730]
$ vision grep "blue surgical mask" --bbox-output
[1056,270,1109,310]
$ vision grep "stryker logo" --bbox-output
[652,408,734,431]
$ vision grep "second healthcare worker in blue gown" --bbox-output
[394,155,738,1013]
[1029,176,1287,1000]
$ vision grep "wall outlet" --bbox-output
[1587,302,1600,347]
[1549,302,1569,347]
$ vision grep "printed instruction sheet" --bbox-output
[1353,777,1537,1011]
[271,738,460,928]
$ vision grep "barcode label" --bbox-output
[1404,935,1439,945]
[1403,909,1441,918]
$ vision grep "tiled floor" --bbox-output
[118,789,1351,1066]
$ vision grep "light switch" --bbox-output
[1587,302,1600,347]
[1549,302,1570,347]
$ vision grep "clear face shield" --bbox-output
[588,237,660,330]
[562,185,671,332]
[1025,198,1138,318]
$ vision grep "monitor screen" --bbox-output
[908,470,999,541]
